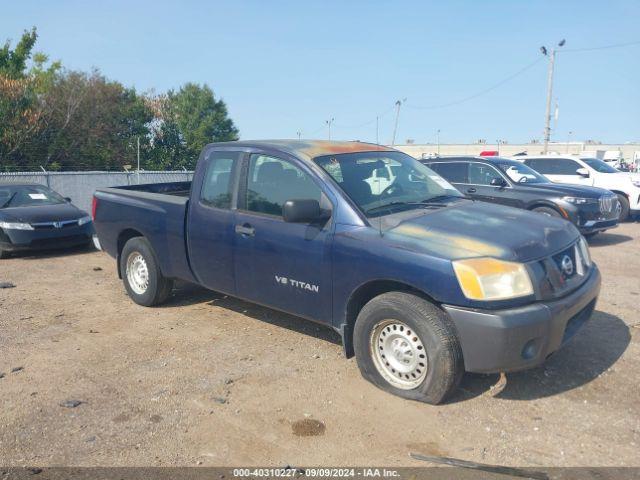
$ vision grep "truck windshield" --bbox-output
[496,161,549,184]
[314,151,463,217]
[583,158,619,173]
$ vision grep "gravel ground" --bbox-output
[0,223,638,467]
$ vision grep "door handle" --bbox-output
[466,187,477,194]
[235,224,255,237]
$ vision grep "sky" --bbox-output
[2,0,639,144]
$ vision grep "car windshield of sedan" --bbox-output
[0,185,67,209]
[583,158,619,173]
[496,161,549,184]
[314,151,463,217]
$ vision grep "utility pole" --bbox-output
[391,98,405,146]
[375,116,379,145]
[540,39,565,153]
[325,118,334,140]
[297,131,302,140]
[566,130,573,153]
[136,136,140,184]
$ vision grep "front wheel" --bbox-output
[616,194,630,221]
[532,206,561,217]
[120,237,173,306]
[353,292,464,405]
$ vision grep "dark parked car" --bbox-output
[0,184,94,258]
[422,156,620,236]
[93,141,600,404]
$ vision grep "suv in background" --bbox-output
[423,156,620,236]
[516,155,640,220]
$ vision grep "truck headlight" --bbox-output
[452,257,534,301]
[77,215,92,226]
[562,196,593,205]
[577,236,592,268]
[0,221,34,231]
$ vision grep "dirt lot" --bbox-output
[1,224,638,467]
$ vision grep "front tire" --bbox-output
[532,206,561,217]
[353,292,464,405]
[616,194,630,221]
[120,237,173,306]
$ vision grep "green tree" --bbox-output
[0,27,37,79]
[159,83,239,167]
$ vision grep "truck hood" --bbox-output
[0,203,87,224]
[384,201,579,262]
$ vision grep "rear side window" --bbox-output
[429,162,468,183]
[200,151,239,208]
[246,154,322,216]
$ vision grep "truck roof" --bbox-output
[208,139,395,159]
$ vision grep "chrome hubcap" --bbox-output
[370,320,428,389]
[126,252,149,295]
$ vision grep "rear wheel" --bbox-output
[353,292,464,405]
[532,206,561,218]
[120,237,173,306]
[616,194,630,221]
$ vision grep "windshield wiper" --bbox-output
[366,201,444,215]
[420,194,462,205]
[0,192,17,209]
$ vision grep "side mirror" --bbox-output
[64,197,72,202]
[490,177,507,187]
[283,199,323,223]
[576,168,590,177]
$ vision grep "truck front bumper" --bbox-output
[442,266,601,374]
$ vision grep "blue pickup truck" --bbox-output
[93,140,601,404]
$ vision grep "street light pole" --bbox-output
[136,136,140,185]
[436,129,441,155]
[541,39,565,153]
[326,118,334,140]
[391,98,406,146]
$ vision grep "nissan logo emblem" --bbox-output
[560,255,574,276]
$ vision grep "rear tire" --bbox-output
[616,194,630,221]
[353,292,464,405]
[532,206,561,218]
[120,237,173,306]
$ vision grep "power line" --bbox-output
[563,39,640,52]
[405,57,544,110]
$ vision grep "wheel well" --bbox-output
[116,229,144,278]
[528,202,558,212]
[609,190,628,199]
[341,280,433,358]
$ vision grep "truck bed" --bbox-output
[115,181,192,197]
[93,182,196,283]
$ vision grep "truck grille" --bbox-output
[538,240,590,298]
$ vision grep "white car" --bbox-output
[515,155,640,220]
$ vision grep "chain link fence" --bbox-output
[0,170,194,213]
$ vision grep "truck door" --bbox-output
[233,153,334,324]
[187,149,242,295]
